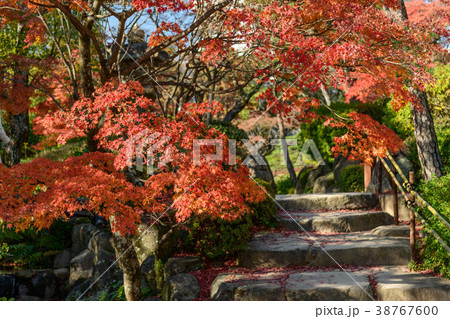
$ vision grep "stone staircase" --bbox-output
[210,193,450,301]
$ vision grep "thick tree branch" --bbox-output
[118,0,232,76]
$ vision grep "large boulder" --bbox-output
[162,274,201,301]
[313,171,337,193]
[53,249,72,269]
[164,256,203,280]
[65,279,92,301]
[53,268,69,280]
[89,230,115,254]
[2,270,61,300]
[71,223,98,257]
[29,270,58,300]
[245,153,276,192]
[305,165,332,190]
[90,248,122,293]
[69,228,123,296]
[379,194,410,220]
[88,230,122,293]
[141,255,157,290]
[0,275,18,299]
[294,165,315,194]
[69,249,94,288]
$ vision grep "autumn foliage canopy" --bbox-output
[0,0,449,232]
[0,80,266,234]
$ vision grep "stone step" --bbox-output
[210,270,373,301]
[210,268,450,301]
[276,193,378,211]
[371,225,410,237]
[279,210,393,232]
[375,267,450,301]
[239,232,410,268]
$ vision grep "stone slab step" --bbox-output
[375,267,450,301]
[211,270,373,301]
[371,225,410,237]
[210,273,285,301]
[276,193,378,211]
[286,271,373,301]
[279,211,393,232]
[239,232,410,268]
[210,268,450,301]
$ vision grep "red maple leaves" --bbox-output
[326,112,405,165]
[1,0,447,234]
[0,81,265,234]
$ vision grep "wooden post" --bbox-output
[409,171,417,262]
[364,163,373,191]
[377,159,383,194]
[392,181,399,225]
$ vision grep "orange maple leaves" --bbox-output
[327,112,405,165]
[0,81,265,234]
[0,152,144,234]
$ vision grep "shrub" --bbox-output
[276,175,295,194]
[96,281,126,301]
[0,220,72,269]
[186,214,253,260]
[435,117,450,169]
[412,174,450,278]
[185,178,276,259]
[250,178,277,227]
[339,164,364,192]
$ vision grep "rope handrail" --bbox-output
[415,210,450,254]
[379,156,450,255]
[385,152,450,230]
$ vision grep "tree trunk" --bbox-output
[397,0,445,180]
[277,114,297,186]
[320,84,332,107]
[112,233,142,301]
[3,23,29,166]
[79,33,94,98]
[79,34,99,152]
[223,84,262,123]
[223,99,245,123]
[4,111,29,166]
[411,90,444,180]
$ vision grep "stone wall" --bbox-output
[379,194,411,221]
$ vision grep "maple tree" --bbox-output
[0,81,266,300]
[340,0,449,179]
[0,1,447,159]
[0,0,449,301]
